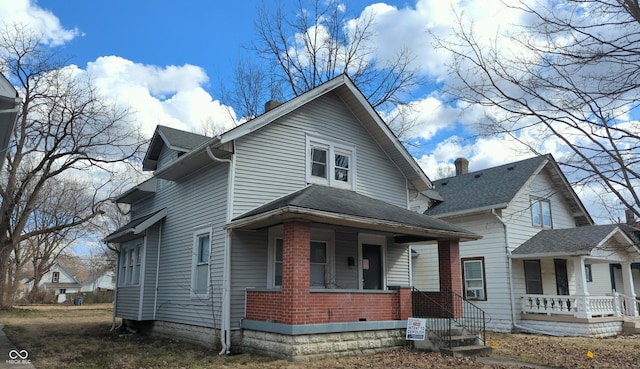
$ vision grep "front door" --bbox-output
[362,244,382,290]
[554,259,569,295]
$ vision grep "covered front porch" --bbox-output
[227,185,479,359]
[511,225,640,336]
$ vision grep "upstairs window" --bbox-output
[531,197,552,228]
[52,272,60,283]
[307,137,355,189]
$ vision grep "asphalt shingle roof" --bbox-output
[424,155,549,216]
[156,125,210,151]
[234,184,476,237]
[512,224,630,255]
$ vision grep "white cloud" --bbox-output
[0,0,79,45]
[86,56,238,138]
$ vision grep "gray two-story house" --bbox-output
[105,75,478,360]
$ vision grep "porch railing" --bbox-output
[521,293,640,318]
[412,287,486,349]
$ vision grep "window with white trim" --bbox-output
[531,197,552,228]
[307,137,355,189]
[462,257,486,300]
[52,272,59,283]
[310,241,328,287]
[118,244,142,287]
[192,227,211,298]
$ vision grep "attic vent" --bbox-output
[474,173,483,178]
[507,166,514,171]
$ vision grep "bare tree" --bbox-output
[436,0,640,220]
[224,0,424,138]
[0,25,144,308]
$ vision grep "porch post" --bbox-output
[281,220,311,324]
[438,239,463,318]
[621,261,639,316]
[573,257,591,319]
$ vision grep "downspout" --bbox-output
[492,209,561,336]
[153,222,163,320]
[110,243,122,331]
[207,145,234,355]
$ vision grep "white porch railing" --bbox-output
[521,293,640,318]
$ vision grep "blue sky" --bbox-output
[1,0,632,223]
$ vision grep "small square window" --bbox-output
[307,137,355,189]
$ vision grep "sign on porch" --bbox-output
[405,318,426,340]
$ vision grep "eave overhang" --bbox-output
[226,206,480,242]
[104,208,167,243]
[114,177,157,204]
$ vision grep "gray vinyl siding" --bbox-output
[115,239,142,319]
[126,161,229,328]
[232,92,408,218]
[334,231,359,289]
[230,229,269,329]
[140,224,161,320]
[156,146,180,171]
[386,241,410,287]
[411,244,439,291]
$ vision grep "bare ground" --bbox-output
[1,305,639,369]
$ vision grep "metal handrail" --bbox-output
[412,287,486,349]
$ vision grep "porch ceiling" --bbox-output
[228,185,480,241]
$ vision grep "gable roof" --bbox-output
[229,184,479,242]
[511,224,638,257]
[424,155,592,226]
[142,125,211,171]
[152,75,433,192]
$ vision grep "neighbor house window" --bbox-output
[524,260,543,294]
[192,227,211,298]
[585,264,593,282]
[531,197,552,228]
[462,257,486,300]
[118,244,142,287]
[307,136,355,189]
[59,288,66,294]
[52,272,60,283]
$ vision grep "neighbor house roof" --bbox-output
[142,125,211,171]
[229,184,480,242]
[511,224,638,258]
[104,208,167,243]
[424,155,592,226]
[0,72,21,170]
[152,74,433,192]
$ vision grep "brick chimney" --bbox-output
[264,100,281,113]
[625,208,636,225]
[454,158,469,176]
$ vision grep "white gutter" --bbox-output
[492,209,561,336]
[206,145,234,355]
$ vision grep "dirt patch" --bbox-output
[1,306,639,368]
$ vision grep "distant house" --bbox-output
[80,270,115,292]
[104,75,480,360]
[413,155,640,337]
[37,263,82,303]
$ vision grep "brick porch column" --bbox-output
[398,287,413,320]
[438,239,463,318]
[281,220,311,324]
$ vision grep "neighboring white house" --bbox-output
[414,155,640,337]
[80,270,115,292]
[0,72,20,170]
[37,263,82,303]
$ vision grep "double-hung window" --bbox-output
[118,244,142,287]
[192,227,211,298]
[307,137,355,189]
[531,197,552,228]
[462,257,486,300]
[310,241,328,287]
[52,272,60,283]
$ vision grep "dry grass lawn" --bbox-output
[1,305,640,368]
